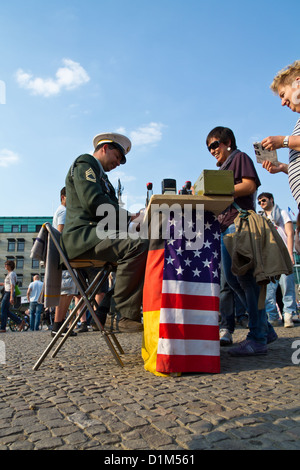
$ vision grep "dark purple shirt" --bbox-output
[218,150,261,232]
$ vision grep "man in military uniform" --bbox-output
[61,132,149,332]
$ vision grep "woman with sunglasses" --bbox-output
[206,126,276,356]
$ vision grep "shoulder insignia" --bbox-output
[85,168,96,183]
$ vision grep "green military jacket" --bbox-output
[61,153,130,260]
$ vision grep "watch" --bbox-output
[283,136,289,148]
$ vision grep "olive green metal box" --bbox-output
[194,170,234,196]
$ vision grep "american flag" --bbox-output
[155,210,221,374]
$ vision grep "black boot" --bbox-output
[91,307,108,331]
[51,321,63,337]
[51,320,77,337]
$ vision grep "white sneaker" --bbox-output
[220,328,233,346]
[284,313,294,328]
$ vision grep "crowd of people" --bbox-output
[207,59,300,355]
[1,59,300,359]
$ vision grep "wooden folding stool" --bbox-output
[33,223,124,371]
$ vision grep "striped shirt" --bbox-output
[288,118,300,207]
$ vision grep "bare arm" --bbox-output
[285,221,295,264]
[262,160,288,174]
[261,135,300,152]
[234,177,257,198]
[10,282,15,305]
[295,228,300,255]
[27,287,31,302]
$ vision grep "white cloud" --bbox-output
[15,59,90,97]
[0,149,20,167]
[115,127,126,135]
[129,122,165,146]
[109,170,136,185]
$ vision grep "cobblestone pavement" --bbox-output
[0,323,299,452]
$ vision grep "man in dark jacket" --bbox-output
[61,132,149,332]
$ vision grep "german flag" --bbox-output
[142,210,221,376]
[142,233,167,376]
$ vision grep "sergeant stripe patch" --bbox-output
[85,168,96,182]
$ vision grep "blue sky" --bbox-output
[0,0,299,218]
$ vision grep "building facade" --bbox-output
[1,215,299,300]
[0,217,53,295]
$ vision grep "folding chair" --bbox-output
[33,223,124,371]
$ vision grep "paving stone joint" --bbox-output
[0,324,299,451]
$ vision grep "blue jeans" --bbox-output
[29,301,43,331]
[1,292,22,330]
[221,224,273,344]
[265,273,297,321]
[220,265,248,333]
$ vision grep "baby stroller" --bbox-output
[9,297,30,332]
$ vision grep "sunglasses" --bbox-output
[208,140,220,152]
[258,198,268,205]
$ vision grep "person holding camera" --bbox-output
[261,60,300,209]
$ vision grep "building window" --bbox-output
[17,239,25,252]
[7,239,16,252]
[12,225,19,233]
[16,275,23,288]
[21,225,28,233]
[16,257,24,269]
[31,259,39,269]
[0,225,3,233]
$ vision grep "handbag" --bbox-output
[15,284,21,296]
